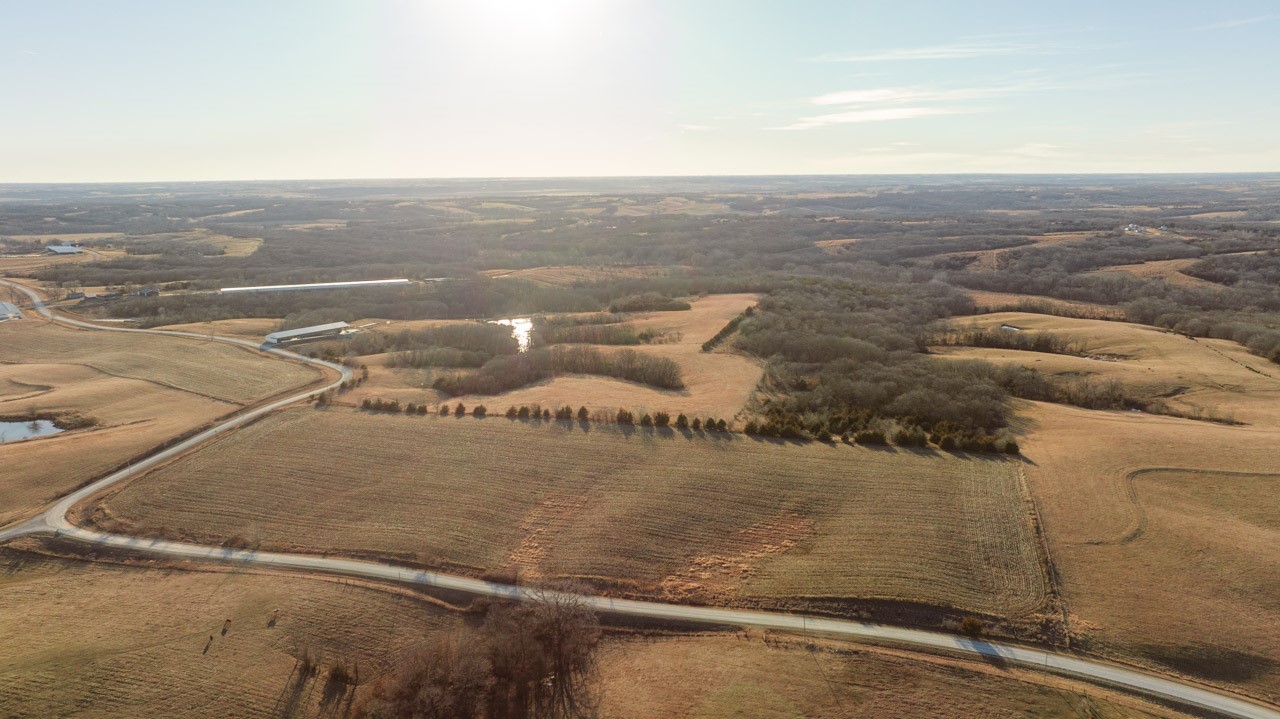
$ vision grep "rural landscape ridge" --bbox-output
[1,276,1277,719]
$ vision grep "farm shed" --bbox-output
[264,322,350,345]
[44,245,84,255]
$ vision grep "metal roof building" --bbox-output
[221,278,411,294]
[264,321,350,345]
[45,245,84,255]
[0,301,22,321]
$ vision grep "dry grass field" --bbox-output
[191,230,262,257]
[934,308,1280,697]
[7,232,125,243]
[0,319,324,523]
[964,290,1126,319]
[813,237,860,254]
[155,317,283,342]
[0,546,1183,719]
[95,408,1046,619]
[601,635,1189,719]
[0,252,101,275]
[0,546,455,719]
[1017,402,1280,699]
[1090,257,1217,289]
[0,363,227,525]
[936,312,1280,425]
[0,320,320,404]
[941,231,1099,271]
[482,264,672,286]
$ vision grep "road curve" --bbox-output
[1,279,1277,719]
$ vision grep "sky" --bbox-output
[2,0,1279,181]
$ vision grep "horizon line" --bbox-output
[4,170,1280,186]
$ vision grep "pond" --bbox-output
[490,317,533,352]
[0,419,64,443]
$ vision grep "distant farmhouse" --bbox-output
[44,245,84,255]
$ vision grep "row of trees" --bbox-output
[740,407,1020,454]
[433,346,684,396]
[701,305,754,352]
[934,327,1086,356]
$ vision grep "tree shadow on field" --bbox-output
[273,657,317,719]
[956,637,1009,669]
[1,552,37,576]
[318,672,357,718]
[1139,644,1277,682]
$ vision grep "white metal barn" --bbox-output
[263,322,351,345]
[220,279,411,294]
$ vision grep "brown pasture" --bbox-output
[938,312,1280,425]
[0,546,455,719]
[482,264,673,286]
[0,319,324,523]
[964,289,1126,319]
[0,320,321,404]
[155,317,282,342]
[1090,257,1218,289]
[937,309,1280,697]
[601,634,1190,719]
[0,546,1188,719]
[94,408,1046,619]
[1018,402,1280,699]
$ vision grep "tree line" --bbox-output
[433,346,684,396]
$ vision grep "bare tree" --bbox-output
[360,631,493,719]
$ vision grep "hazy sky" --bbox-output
[3,0,1279,181]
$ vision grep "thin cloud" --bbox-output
[1198,14,1280,30]
[677,124,713,131]
[772,106,976,131]
[810,84,1032,107]
[811,41,1037,63]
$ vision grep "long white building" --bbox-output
[219,278,412,294]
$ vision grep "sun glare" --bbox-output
[408,0,607,66]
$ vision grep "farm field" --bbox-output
[1090,257,1217,288]
[0,318,324,523]
[0,363,226,524]
[936,311,1280,425]
[964,290,1126,319]
[601,635,1189,719]
[93,407,1047,620]
[0,251,112,275]
[0,547,1185,719]
[1017,402,1280,699]
[935,308,1280,697]
[0,320,322,404]
[0,546,455,719]
[482,264,673,286]
[155,317,283,342]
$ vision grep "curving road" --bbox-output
[1,278,1277,719]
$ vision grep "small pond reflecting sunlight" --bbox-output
[490,318,533,352]
[0,419,63,443]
